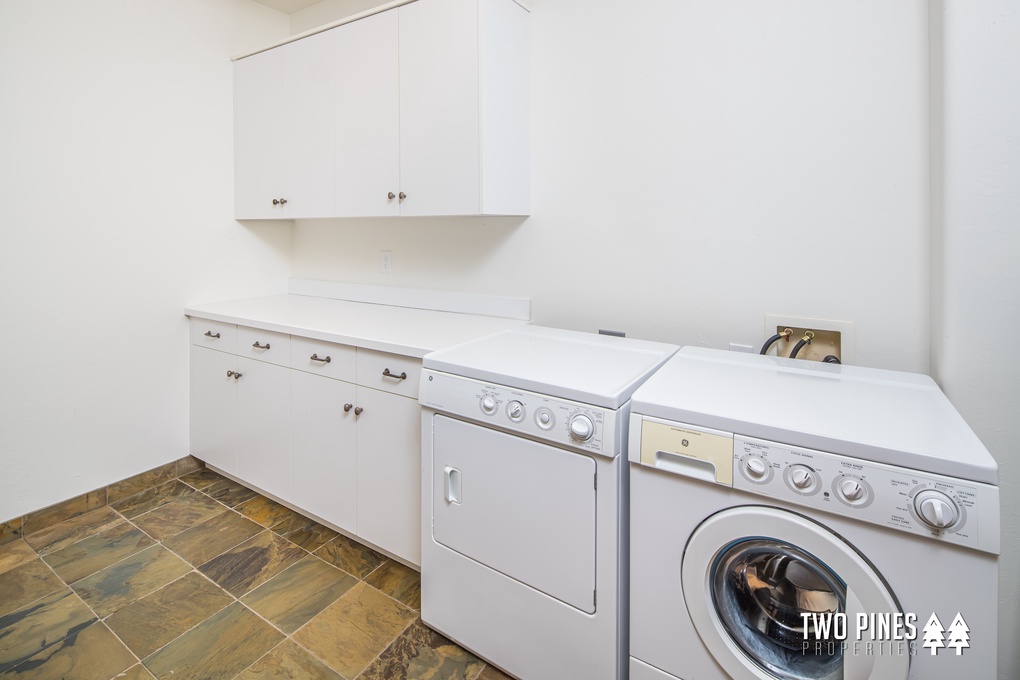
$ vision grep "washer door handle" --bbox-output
[444,466,462,505]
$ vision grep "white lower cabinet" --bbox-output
[236,357,291,502]
[290,370,358,534]
[355,386,422,565]
[190,320,422,565]
[190,346,238,475]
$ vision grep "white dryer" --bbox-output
[420,326,678,680]
[628,348,1000,680]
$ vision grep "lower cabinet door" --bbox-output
[190,346,238,474]
[356,387,422,565]
[291,371,358,533]
[237,357,292,501]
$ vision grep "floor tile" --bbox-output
[0,559,66,618]
[71,545,192,618]
[142,602,283,680]
[175,457,204,477]
[111,481,193,520]
[270,514,338,552]
[0,590,96,673]
[0,520,24,548]
[131,493,225,541]
[23,507,124,556]
[163,511,263,567]
[113,664,157,680]
[357,619,484,680]
[23,492,105,538]
[234,639,341,680]
[198,531,305,597]
[241,555,357,634]
[313,534,387,579]
[43,522,155,584]
[0,541,38,576]
[177,468,227,493]
[476,665,515,680]
[202,479,258,508]
[293,581,416,678]
[108,463,178,504]
[365,560,422,610]
[2,621,136,679]
[105,572,234,659]
[235,497,302,529]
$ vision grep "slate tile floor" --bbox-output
[0,469,513,680]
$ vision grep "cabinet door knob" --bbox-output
[272,198,280,205]
[272,198,288,205]
[354,406,364,416]
[252,341,270,350]
[233,372,242,380]
[226,370,235,377]
[398,192,406,200]
[280,198,288,205]
[204,331,221,339]
[382,368,408,381]
[344,403,353,412]
[387,192,396,200]
[310,354,331,363]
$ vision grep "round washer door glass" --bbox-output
[682,506,910,680]
[712,539,844,679]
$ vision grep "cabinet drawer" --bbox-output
[357,349,422,398]
[237,326,291,367]
[291,336,356,382]
[191,319,237,353]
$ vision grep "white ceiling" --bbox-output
[250,0,323,14]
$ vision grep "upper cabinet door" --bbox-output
[335,10,400,217]
[234,48,283,220]
[398,0,481,217]
[282,30,336,218]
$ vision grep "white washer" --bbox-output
[420,326,678,680]
[628,348,1000,680]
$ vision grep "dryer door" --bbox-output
[682,506,910,680]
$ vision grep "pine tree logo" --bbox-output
[922,612,946,655]
[946,613,970,655]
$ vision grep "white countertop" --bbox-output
[185,294,529,358]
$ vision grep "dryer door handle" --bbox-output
[444,466,462,505]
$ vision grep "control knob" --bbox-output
[839,479,866,502]
[745,457,769,480]
[569,414,595,442]
[913,489,960,530]
[480,395,498,415]
[789,466,814,490]
[507,400,525,422]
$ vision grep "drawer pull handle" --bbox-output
[310,354,331,363]
[354,406,364,416]
[344,403,353,412]
[205,331,221,338]
[252,341,271,350]
[382,368,408,381]
[226,370,234,377]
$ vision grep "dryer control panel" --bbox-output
[732,435,1001,555]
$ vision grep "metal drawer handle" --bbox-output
[382,368,407,381]
[344,403,353,412]
[354,406,364,416]
[310,353,331,363]
[252,341,270,350]
[205,331,221,338]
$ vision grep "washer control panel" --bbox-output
[420,369,617,457]
[731,435,1000,555]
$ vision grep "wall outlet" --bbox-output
[381,250,392,274]
[763,315,854,364]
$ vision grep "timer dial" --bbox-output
[480,395,497,415]
[913,489,960,530]
[569,414,595,442]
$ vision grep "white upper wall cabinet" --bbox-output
[233,0,530,220]
[235,31,336,219]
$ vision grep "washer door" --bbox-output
[682,507,909,680]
